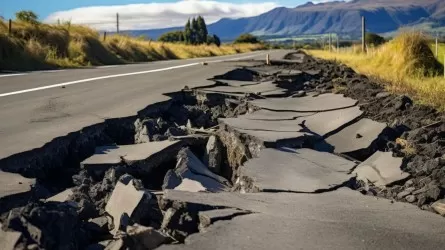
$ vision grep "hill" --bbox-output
[129,0,445,40]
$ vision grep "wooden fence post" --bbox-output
[266,54,270,65]
[116,13,120,34]
[362,16,366,53]
[103,32,107,41]
[436,36,439,58]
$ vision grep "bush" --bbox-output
[15,11,39,25]
[234,34,260,44]
[158,31,184,43]
[365,33,385,46]
[207,34,221,47]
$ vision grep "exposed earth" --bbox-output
[1,51,445,249]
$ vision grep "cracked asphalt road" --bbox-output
[0,51,271,160]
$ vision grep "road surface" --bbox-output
[0,50,275,160]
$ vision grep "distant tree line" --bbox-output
[158,16,221,46]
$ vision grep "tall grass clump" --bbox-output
[308,31,445,110]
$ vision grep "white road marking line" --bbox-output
[0,73,28,78]
[96,65,119,69]
[40,70,67,73]
[0,62,199,98]
[0,52,266,98]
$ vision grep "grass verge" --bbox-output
[307,32,445,110]
[0,21,265,71]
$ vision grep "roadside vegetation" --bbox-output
[308,32,445,110]
[0,11,265,71]
[158,16,221,47]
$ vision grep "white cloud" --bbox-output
[45,0,278,31]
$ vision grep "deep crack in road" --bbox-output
[1,51,445,250]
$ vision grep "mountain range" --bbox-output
[126,0,445,41]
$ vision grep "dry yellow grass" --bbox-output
[0,20,265,71]
[308,32,445,110]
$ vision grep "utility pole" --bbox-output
[362,16,366,53]
[329,33,332,52]
[116,13,120,34]
[336,34,339,52]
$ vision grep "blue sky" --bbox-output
[1,0,327,30]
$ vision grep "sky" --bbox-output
[0,0,336,30]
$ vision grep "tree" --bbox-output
[196,16,208,44]
[207,34,221,47]
[234,33,260,44]
[365,33,385,46]
[15,10,39,25]
[158,31,185,43]
[184,19,192,44]
[191,17,198,44]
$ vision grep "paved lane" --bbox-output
[0,50,273,159]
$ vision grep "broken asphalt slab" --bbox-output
[353,151,409,187]
[249,93,358,112]
[81,140,181,176]
[197,81,285,96]
[0,170,35,199]
[221,106,363,144]
[160,189,445,250]
[243,109,316,121]
[0,170,36,213]
[238,148,354,193]
[315,118,388,157]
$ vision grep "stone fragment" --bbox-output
[0,222,22,250]
[105,178,153,235]
[397,187,416,199]
[46,188,74,202]
[406,195,417,203]
[126,224,168,250]
[376,92,391,98]
[4,202,87,249]
[160,207,197,242]
[104,239,126,250]
[134,118,158,143]
[162,148,229,193]
[353,151,409,187]
[290,90,306,98]
[426,184,442,200]
[432,199,445,216]
[203,135,223,175]
[89,216,111,231]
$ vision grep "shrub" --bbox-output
[234,34,260,44]
[365,33,385,47]
[15,11,39,25]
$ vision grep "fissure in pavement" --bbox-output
[2,52,445,249]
